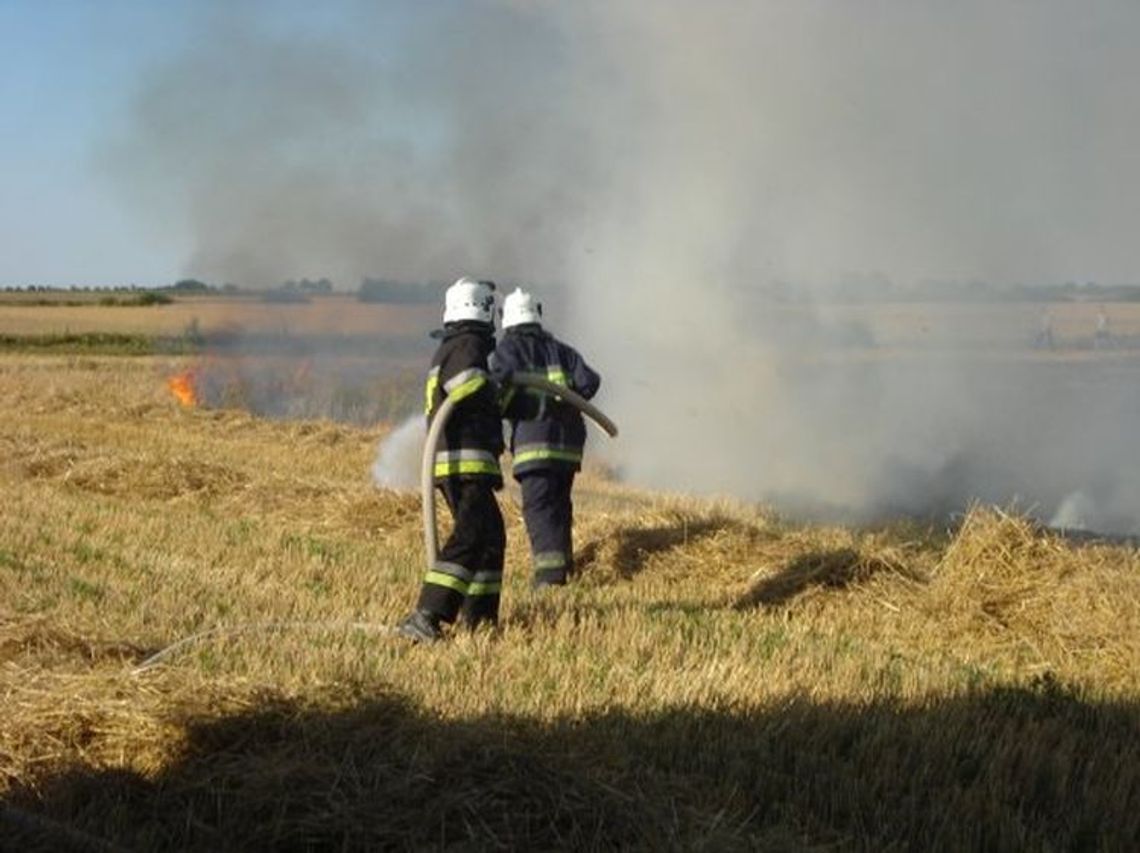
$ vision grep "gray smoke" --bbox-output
[371,414,424,492]
[110,1,1140,532]
[108,1,594,288]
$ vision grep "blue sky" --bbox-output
[1,2,193,284]
[0,1,417,286]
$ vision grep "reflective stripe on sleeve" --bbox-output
[424,366,441,415]
[443,367,489,403]
[499,384,518,412]
[513,368,569,389]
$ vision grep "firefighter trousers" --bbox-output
[517,469,576,586]
[417,478,505,626]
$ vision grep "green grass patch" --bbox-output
[0,332,199,355]
[0,292,172,307]
[67,576,106,603]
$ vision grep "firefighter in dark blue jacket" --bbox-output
[398,277,505,642]
[491,288,601,588]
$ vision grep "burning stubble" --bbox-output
[114,1,1140,533]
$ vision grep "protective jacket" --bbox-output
[490,324,601,475]
[425,322,503,486]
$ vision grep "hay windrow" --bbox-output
[925,507,1140,682]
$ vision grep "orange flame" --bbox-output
[167,369,198,407]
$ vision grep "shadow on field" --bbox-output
[577,517,750,580]
[736,548,923,609]
[3,680,1138,851]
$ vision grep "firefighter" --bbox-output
[398,277,505,642]
[491,288,601,588]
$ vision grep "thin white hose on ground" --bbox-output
[130,621,393,675]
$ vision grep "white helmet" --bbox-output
[443,276,496,324]
[501,287,543,329]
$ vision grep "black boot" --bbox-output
[397,609,443,643]
[533,569,568,590]
[457,598,499,633]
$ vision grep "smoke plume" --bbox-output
[112,1,1140,532]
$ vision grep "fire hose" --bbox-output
[421,375,618,567]
[132,376,616,674]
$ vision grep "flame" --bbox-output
[167,369,198,407]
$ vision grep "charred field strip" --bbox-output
[1,309,1139,849]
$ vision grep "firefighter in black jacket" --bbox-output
[491,288,601,587]
[398,277,505,642]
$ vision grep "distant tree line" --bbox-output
[171,279,241,293]
[0,284,173,306]
[3,284,175,293]
[357,278,436,304]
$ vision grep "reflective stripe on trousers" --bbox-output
[433,448,501,478]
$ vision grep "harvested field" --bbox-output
[0,294,436,338]
[1,350,1138,850]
